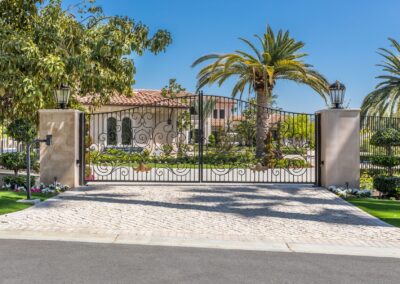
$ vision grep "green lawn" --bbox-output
[0,190,56,215]
[346,198,400,227]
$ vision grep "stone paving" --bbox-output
[1,184,400,248]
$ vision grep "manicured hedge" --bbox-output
[370,128,400,147]
[89,148,311,168]
[373,175,400,197]
[3,175,36,189]
[370,155,400,168]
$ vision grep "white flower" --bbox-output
[328,185,337,191]
[17,186,26,192]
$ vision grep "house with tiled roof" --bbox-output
[78,90,289,152]
[79,90,241,149]
[78,89,190,112]
[79,90,196,151]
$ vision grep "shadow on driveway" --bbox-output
[42,184,392,228]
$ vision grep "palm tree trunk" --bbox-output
[255,89,270,158]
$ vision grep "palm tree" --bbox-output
[361,38,400,117]
[192,26,328,157]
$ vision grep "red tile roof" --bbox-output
[77,89,193,108]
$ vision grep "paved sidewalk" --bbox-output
[1,184,400,257]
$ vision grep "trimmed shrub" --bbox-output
[360,172,373,189]
[370,128,400,147]
[370,155,400,168]
[280,146,306,155]
[3,175,36,189]
[275,158,311,168]
[0,152,39,175]
[161,144,173,156]
[370,128,400,177]
[373,175,400,197]
[208,134,216,147]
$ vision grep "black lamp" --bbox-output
[329,80,346,109]
[53,84,70,109]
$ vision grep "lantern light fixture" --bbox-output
[329,80,346,109]
[53,84,70,109]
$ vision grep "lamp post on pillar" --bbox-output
[39,84,82,188]
[53,84,70,109]
[317,80,360,188]
[329,80,346,109]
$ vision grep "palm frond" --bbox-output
[191,54,221,68]
[192,24,328,106]
[238,37,262,61]
[362,38,400,116]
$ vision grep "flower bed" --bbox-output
[328,185,372,198]
[2,182,70,195]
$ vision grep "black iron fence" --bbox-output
[84,94,317,183]
[360,115,400,175]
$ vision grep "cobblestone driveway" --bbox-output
[1,184,400,247]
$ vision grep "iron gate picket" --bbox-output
[83,94,318,183]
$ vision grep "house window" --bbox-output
[107,117,117,145]
[219,109,225,119]
[190,106,197,115]
[121,117,132,145]
[213,109,218,119]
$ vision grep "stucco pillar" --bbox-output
[39,109,82,188]
[318,109,360,188]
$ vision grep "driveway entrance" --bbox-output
[1,184,400,251]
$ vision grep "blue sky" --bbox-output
[66,0,400,113]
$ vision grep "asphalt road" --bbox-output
[0,239,398,284]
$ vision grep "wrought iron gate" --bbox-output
[83,94,317,183]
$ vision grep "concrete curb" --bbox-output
[1,230,400,259]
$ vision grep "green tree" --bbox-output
[236,99,256,146]
[192,25,328,157]
[361,38,400,116]
[0,152,39,176]
[6,119,37,143]
[281,114,314,148]
[1,118,39,178]
[161,78,186,99]
[161,79,192,132]
[0,0,172,119]
[161,79,193,153]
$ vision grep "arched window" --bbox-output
[121,117,132,145]
[107,117,117,145]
